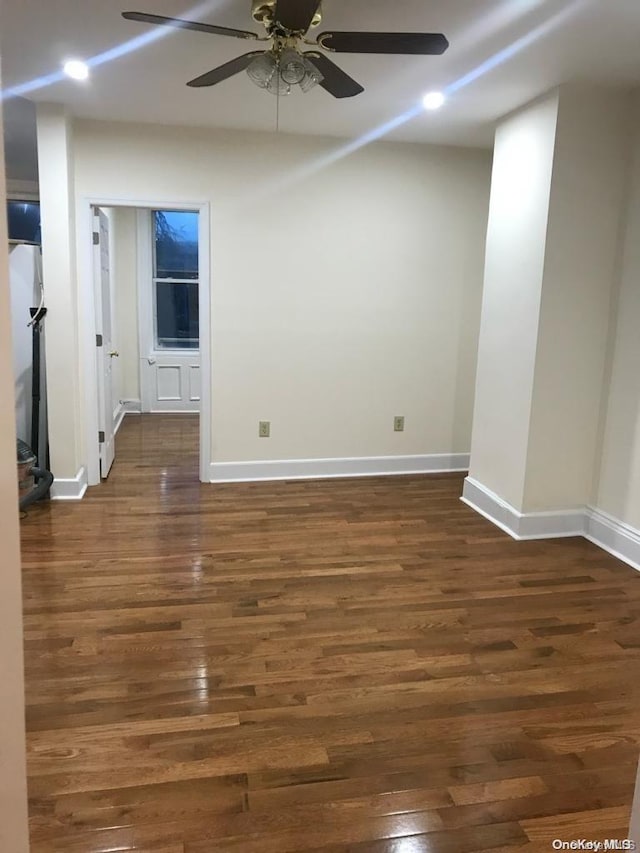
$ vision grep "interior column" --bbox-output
[36,103,84,490]
[464,85,632,536]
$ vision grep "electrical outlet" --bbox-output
[259,421,270,438]
[394,416,405,432]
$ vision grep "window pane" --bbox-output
[154,210,198,279]
[7,201,41,243]
[155,281,199,349]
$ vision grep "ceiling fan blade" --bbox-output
[304,52,364,99]
[187,52,265,87]
[122,11,259,40]
[273,0,321,33]
[317,31,449,55]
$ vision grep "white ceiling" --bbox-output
[2,0,640,152]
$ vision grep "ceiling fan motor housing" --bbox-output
[251,0,323,30]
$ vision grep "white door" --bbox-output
[93,208,117,477]
[138,209,200,412]
[141,354,200,412]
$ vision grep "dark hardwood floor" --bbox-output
[20,414,640,851]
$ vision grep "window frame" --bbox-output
[152,277,200,351]
[150,209,200,354]
[7,198,41,245]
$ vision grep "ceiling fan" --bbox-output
[122,0,449,98]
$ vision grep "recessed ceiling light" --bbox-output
[422,91,445,111]
[63,60,89,81]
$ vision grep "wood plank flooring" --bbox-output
[20,414,640,851]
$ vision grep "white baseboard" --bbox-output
[461,476,585,541]
[50,466,88,501]
[462,477,640,572]
[585,507,640,572]
[148,409,200,414]
[114,399,142,434]
[123,398,142,414]
[114,402,125,435]
[210,453,470,484]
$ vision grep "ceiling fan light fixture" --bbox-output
[299,56,323,93]
[266,67,292,96]
[246,52,278,88]
[247,49,319,95]
[280,47,306,85]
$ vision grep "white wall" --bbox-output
[468,91,559,509]
[0,65,31,852]
[596,101,640,529]
[72,120,491,467]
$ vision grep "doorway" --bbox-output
[83,198,211,486]
[137,209,201,414]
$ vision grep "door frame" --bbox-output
[79,196,212,485]
[136,209,201,413]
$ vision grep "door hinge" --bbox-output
[98,431,105,444]
[96,334,103,347]
[93,231,100,245]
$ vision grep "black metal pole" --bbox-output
[30,309,41,454]
[29,307,46,458]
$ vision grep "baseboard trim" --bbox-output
[50,466,88,501]
[114,400,142,434]
[123,398,142,414]
[461,476,585,541]
[148,409,200,414]
[114,402,125,435]
[460,477,521,540]
[462,477,640,572]
[210,453,470,484]
[585,506,640,572]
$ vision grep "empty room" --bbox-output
[2,1,640,851]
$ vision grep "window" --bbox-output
[7,200,41,244]
[152,210,199,349]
